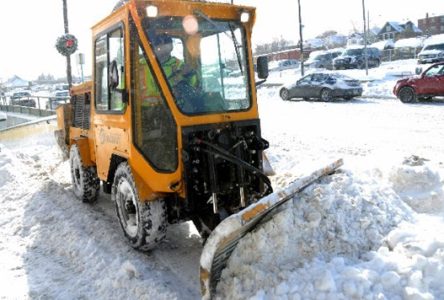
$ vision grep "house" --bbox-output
[418,14,444,36]
[5,75,29,90]
[378,21,422,41]
[324,34,347,48]
[347,33,364,46]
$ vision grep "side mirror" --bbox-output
[415,67,423,75]
[109,60,120,90]
[256,56,269,80]
[109,60,129,104]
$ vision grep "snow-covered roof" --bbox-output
[388,22,404,32]
[304,38,325,49]
[371,39,395,50]
[5,75,28,88]
[394,37,425,48]
[424,34,444,46]
[325,35,347,46]
[379,21,422,35]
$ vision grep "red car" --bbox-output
[393,62,444,103]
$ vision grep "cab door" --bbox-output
[417,64,444,95]
[92,24,130,180]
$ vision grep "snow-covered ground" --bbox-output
[1,59,444,299]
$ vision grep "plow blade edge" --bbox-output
[200,158,344,299]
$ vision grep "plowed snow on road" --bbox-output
[1,85,444,299]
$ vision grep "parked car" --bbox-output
[269,59,300,71]
[10,91,36,107]
[393,62,444,103]
[47,90,70,109]
[304,49,343,70]
[279,72,363,101]
[333,46,380,70]
[417,42,444,64]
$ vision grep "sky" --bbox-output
[0,0,442,81]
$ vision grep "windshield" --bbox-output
[344,49,363,56]
[143,16,250,115]
[424,44,444,51]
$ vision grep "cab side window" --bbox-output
[95,26,125,112]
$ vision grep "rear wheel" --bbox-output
[374,59,381,68]
[280,88,290,100]
[69,145,100,203]
[398,87,417,103]
[113,162,167,251]
[320,88,333,101]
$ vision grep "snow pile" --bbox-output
[0,143,199,299]
[216,159,444,299]
[389,156,444,213]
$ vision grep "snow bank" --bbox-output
[216,158,444,299]
[0,143,199,299]
[389,156,444,213]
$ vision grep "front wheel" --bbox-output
[398,87,417,103]
[320,88,333,102]
[280,88,290,100]
[69,144,100,203]
[113,163,167,251]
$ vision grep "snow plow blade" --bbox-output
[199,159,344,299]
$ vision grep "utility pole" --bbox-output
[298,0,304,76]
[62,0,73,87]
[362,0,368,75]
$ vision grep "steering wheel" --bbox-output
[173,80,204,113]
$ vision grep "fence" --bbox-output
[0,94,69,117]
[380,48,420,62]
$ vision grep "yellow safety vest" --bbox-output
[139,56,198,107]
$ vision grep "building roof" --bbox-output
[5,75,28,88]
[394,37,425,48]
[371,39,395,50]
[378,21,422,35]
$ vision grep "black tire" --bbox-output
[303,97,310,101]
[375,59,381,68]
[320,88,333,102]
[344,96,353,100]
[280,88,290,100]
[69,145,100,203]
[398,86,417,103]
[112,162,167,251]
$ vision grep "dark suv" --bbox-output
[10,91,36,107]
[333,47,380,70]
[393,62,444,103]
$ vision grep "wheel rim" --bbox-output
[321,89,331,101]
[71,155,82,191]
[400,88,414,102]
[116,179,138,238]
[281,89,289,100]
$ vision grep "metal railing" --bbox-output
[0,94,70,117]
[380,48,420,62]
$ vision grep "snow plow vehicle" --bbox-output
[54,0,342,298]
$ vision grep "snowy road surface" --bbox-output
[2,67,444,298]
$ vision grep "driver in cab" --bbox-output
[149,34,199,112]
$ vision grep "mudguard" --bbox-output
[199,159,344,299]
